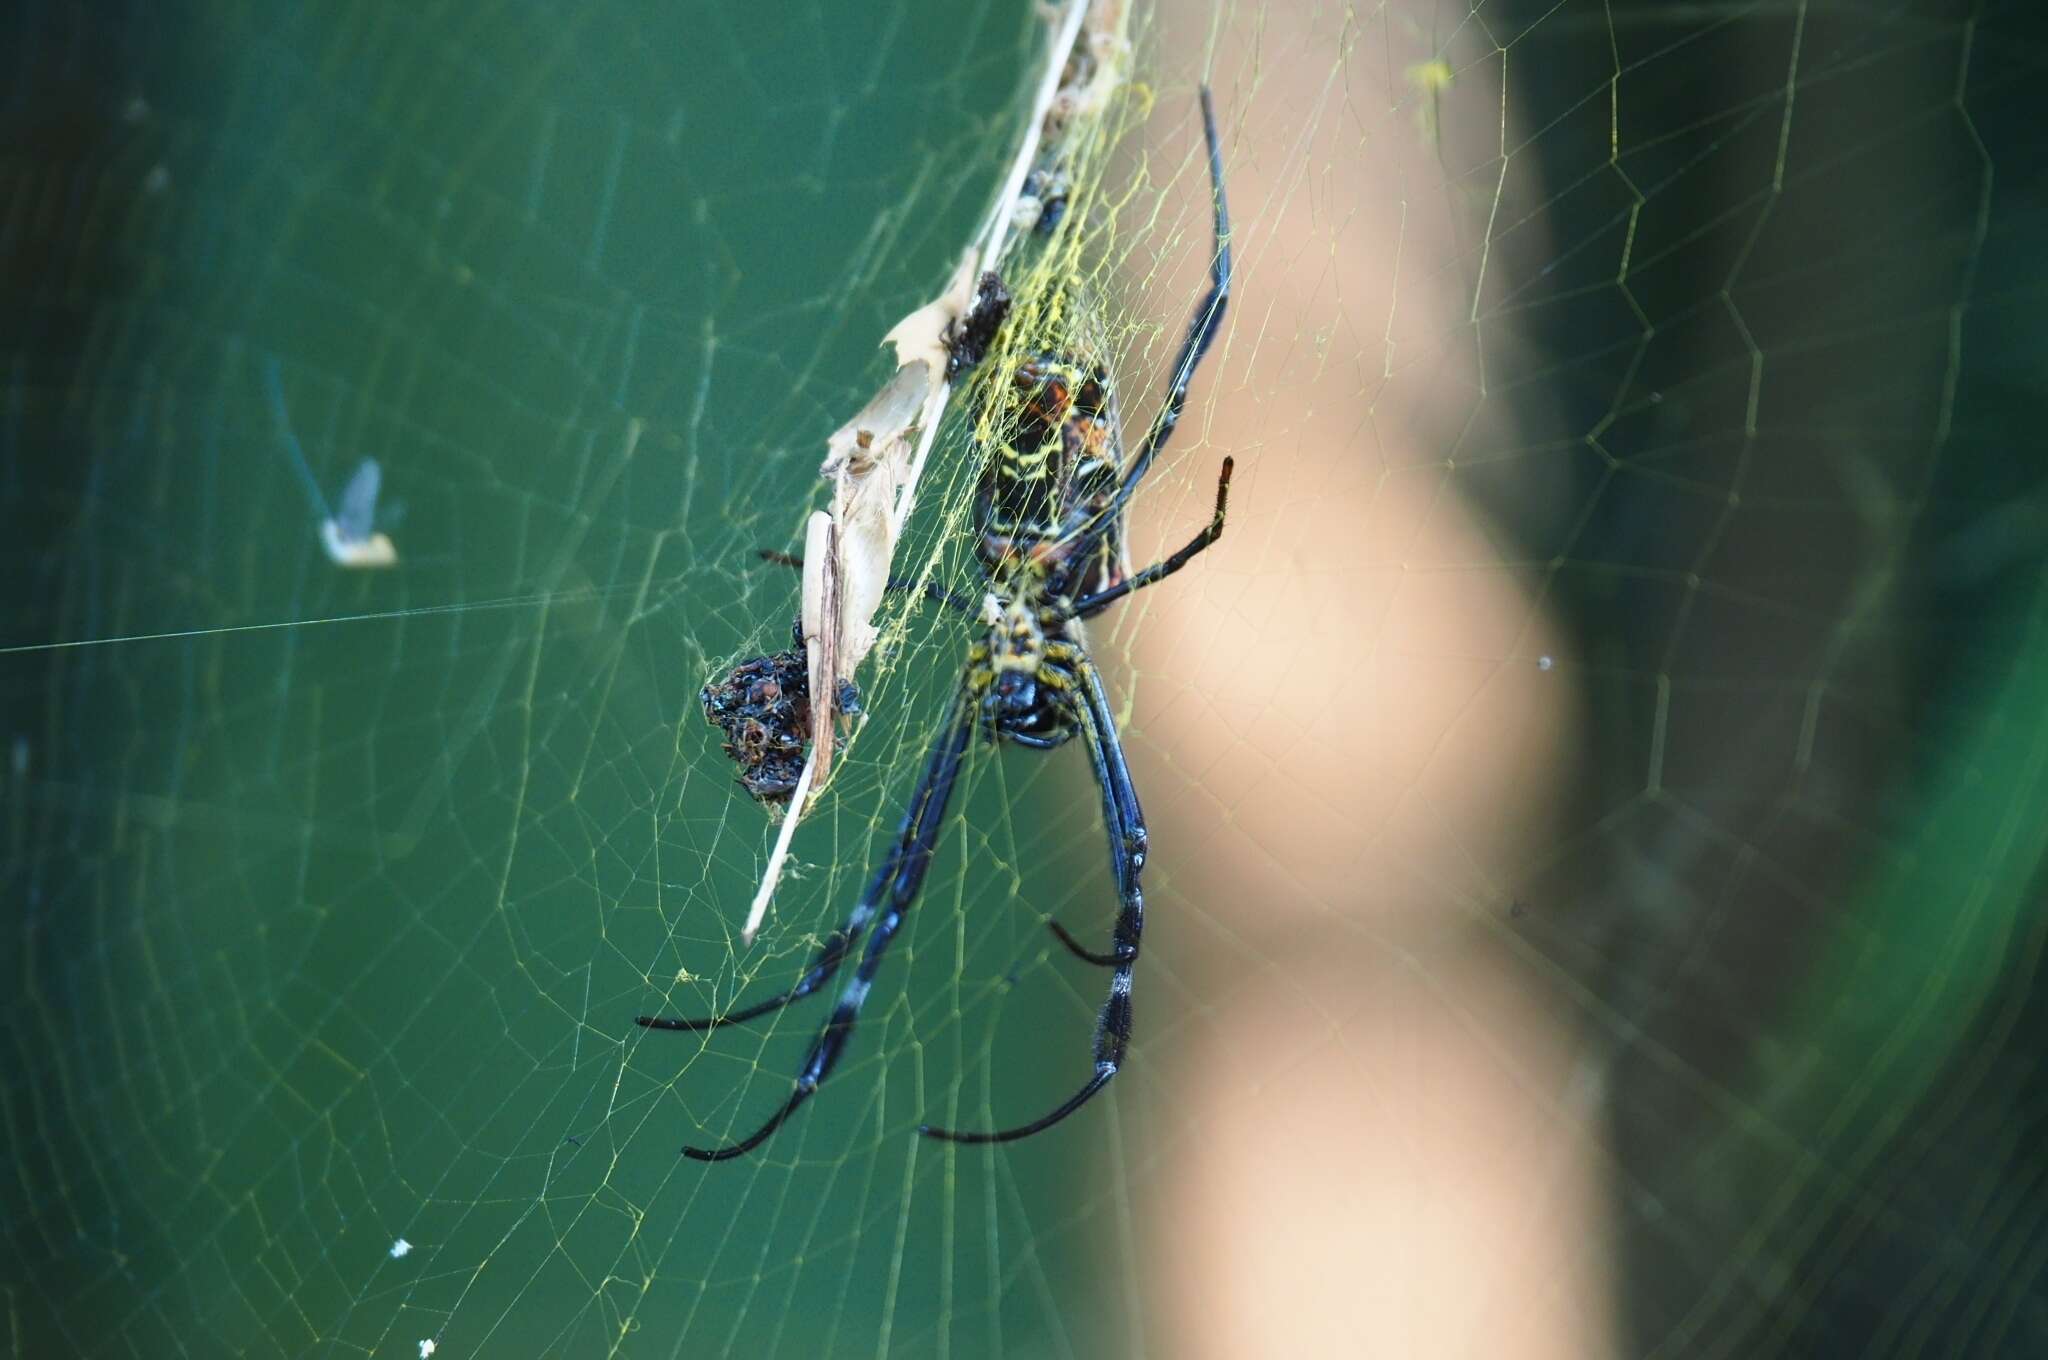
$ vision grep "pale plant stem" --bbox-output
[893,0,1089,537]
[740,0,1094,946]
[741,738,819,943]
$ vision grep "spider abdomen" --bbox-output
[976,353,1127,598]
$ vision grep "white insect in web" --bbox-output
[388,1237,413,1259]
[418,1340,436,1358]
[736,0,1126,944]
[262,355,399,569]
[319,458,399,569]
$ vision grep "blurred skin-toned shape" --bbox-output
[1117,7,1614,1354]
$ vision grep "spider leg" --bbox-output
[1047,919,1120,967]
[922,657,1142,1145]
[679,694,975,1161]
[1072,456,1233,618]
[757,549,977,615]
[1000,725,1077,751]
[1077,85,1231,563]
[1039,641,1144,966]
[637,686,970,1036]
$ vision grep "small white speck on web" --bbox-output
[389,1238,412,1259]
[1537,655,1555,671]
[419,1341,437,1358]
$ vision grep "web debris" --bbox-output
[262,355,399,569]
[729,0,1126,944]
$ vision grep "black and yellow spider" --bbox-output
[638,89,1232,1161]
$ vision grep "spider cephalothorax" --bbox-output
[639,89,1234,1160]
[967,597,1078,747]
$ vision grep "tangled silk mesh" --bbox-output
[3,2,2045,1357]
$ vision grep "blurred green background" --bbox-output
[2,2,1114,1354]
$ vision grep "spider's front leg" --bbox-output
[1087,84,1231,539]
[1072,456,1233,620]
[922,655,1143,1145]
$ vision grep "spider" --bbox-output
[638,88,1232,1161]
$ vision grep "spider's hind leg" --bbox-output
[923,658,1143,1145]
[666,694,976,1160]
[1034,642,1145,968]
[636,687,969,1037]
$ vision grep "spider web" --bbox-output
[4,1,2047,1356]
